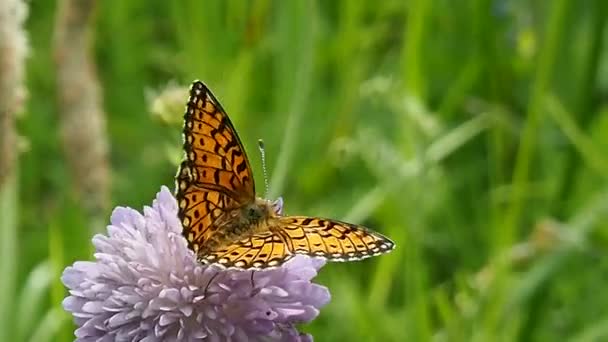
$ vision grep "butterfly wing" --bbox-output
[199,232,294,269]
[176,81,255,253]
[198,216,395,269]
[277,216,395,261]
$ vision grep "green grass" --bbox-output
[3,0,608,341]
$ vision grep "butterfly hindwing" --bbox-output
[200,232,294,269]
[176,164,242,252]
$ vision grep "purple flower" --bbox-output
[62,186,330,341]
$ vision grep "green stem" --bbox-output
[0,171,18,341]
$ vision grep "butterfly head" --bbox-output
[242,201,268,222]
[242,197,282,218]
[246,197,282,222]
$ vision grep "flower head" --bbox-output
[62,186,330,341]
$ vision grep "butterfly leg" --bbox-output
[203,271,220,298]
[249,270,257,296]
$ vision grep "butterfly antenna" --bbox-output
[258,139,270,198]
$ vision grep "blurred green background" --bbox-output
[2,0,608,341]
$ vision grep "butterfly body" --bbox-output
[176,81,395,269]
[200,198,280,251]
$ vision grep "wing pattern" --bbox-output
[176,81,254,252]
[278,216,395,261]
[176,80,395,270]
[200,232,295,269]
[199,216,395,269]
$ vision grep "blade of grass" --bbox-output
[345,113,490,223]
[491,3,571,336]
[49,220,69,341]
[355,114,489,341]
[502,0,571,246]
[545,95,608,176]
[27,307,69,342]
[570,315,608,342]
[511,187,608,341]
[553,0,608,215]
[437,60,481,119]
[268,0,317,199]
[402,0,432,100]
[330,1,367,139]
[16,261,53,341]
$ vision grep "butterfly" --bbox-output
[175,80,395,269]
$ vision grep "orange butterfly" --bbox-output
[175,81,394,269]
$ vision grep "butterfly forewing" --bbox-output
[182,81,254,200]
[197,216,394,269]
[277,216,395,261]
[176,81,255,253]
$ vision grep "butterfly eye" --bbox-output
[248,207,257,217]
